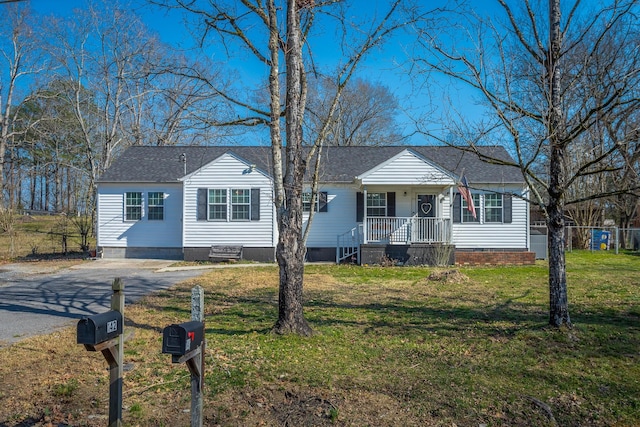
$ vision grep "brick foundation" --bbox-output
[455,251,536,266]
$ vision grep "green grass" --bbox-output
[0,250,637,426]
[176,251,639,426]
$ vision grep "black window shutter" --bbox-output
[197,188,207,220]
[319,191,328,212]
[387,192,396,217]
[453,193,461,223]
[251,188,261,221]
[356,192,364,222]
[503,193,512,223]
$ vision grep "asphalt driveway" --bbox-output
[0,259,208,347]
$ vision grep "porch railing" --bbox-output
[335,217,451,264]
[365,216,451,244]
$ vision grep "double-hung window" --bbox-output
[208,189,227,220]
[484,193,503,223]
[302,192,317,212]
[125,192,142,221]
[461,193,480,223]
[231,189,250,220]
[303,191,328,213]
[198,188,260,222]
[367,192,387,217]
[454,192,512,224]
[147,192,164,220]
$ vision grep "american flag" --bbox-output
[457,175,477,219]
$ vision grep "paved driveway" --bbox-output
[0,259,207,347]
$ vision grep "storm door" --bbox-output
[417,194,436,218]
[415,194,437,242]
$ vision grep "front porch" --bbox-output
[336,216,453,265]
[364,216,451,244]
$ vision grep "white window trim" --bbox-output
[302,191,319,213]
[461,193,480,223]
[484,193,504,223]
[367,192,387,217]
[230,188,251,221]
[208,188,228,221]
[124,192,143,222]
[147,192,165,221]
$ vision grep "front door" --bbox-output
[417,194,435,218]
[416,194,437,242]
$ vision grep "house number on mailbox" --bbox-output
[107,319,118,334]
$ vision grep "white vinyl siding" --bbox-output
[359,150,455,186]
[97,183,182,248]
[450,185,529,250]
[304,186,355,247]
[183,153,275,248]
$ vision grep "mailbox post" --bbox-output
[162,285,205,427]
[77,278,125,427]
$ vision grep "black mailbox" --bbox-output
[77,310,123,346]
[162,321,204,356]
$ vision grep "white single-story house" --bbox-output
[96,145,534,265]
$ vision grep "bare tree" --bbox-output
[412,0,640,327]
[150,0,416,334]
[0,5,46,209]
[306,77,405,146]
[123,52,228,147]
[41,1,170,213]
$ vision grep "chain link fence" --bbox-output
[567,226,640,253]
[530,226,640,259]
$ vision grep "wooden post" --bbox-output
[109,278,124,427]
[190,286,204,427]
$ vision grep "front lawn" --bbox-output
[0,251,638,426]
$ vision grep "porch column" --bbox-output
[449,186,454,243]
[363,186,368,244]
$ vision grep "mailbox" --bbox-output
[77,310,123,346]
[162,321,204,356]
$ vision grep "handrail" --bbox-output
[336,225,362,263]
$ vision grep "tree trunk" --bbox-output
[274,220,312,335]
[547,0,571,328]
[272,0,312,336]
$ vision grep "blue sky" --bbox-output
[24,0,501,144]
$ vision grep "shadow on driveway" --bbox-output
[0,259,204,347]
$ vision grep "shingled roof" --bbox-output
[98,145,524,184]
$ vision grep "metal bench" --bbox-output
[208,245,243,262]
